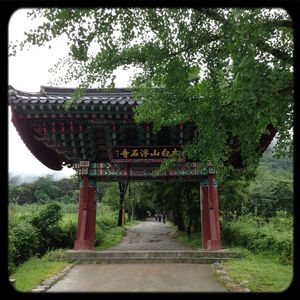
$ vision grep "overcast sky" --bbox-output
[8,9,132,180]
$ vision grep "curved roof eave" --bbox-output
[11,111,63,171]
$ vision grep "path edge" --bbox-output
[31,264,74,292]
[212,262,251,292]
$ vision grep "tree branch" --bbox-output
[266,19,293,29]
[276,85,294,94]
[225,123,278,169]
[256,123,278,155]
[199,9,293,65]
[255,40,293,64]
[199,8,227,24]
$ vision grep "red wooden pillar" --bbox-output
[200,162,222,250]
[200,178,210,249]
[74,175,97,250]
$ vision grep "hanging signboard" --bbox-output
[112,146,181,160]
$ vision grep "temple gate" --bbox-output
[8,86,222,251]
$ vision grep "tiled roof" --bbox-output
[8,85,196,171]
[8,85,141,106]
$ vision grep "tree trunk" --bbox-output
[117,206,123,226]
[131,205,135,222]
[186,188,192,237]
[117,182,128,226]
[175,194,185,231]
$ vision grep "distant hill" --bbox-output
[259,145,293,172]
[8,172,74,186]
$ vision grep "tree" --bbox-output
[246,165,293,219]
[33,175,62,202]
[9,182,37,204]
[218,179,250,221]
[150,182,196,232]
[126,182,154,221]
[101,182,121,221]
[8,174,79,204]
[11,8,293,176]
[56,175,79,203]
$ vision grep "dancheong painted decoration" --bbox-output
[8,85,222,251]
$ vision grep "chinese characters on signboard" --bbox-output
[112,147,181,160]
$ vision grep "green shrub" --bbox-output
[41,248,67,261]
[59,218,77,248]
[8,235,17,275]
[96,213,116,230]
[95,227,105,246]
[95,212,119,246]
[8,202,125,274]
[30,202,63,229]
[8,218,39,273]
[247,167,293,219]
[220,215,293,264]
[59,203,79,214]
[30,202,64,254]
[59,213,77,248]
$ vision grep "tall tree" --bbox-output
[11,8,293,176]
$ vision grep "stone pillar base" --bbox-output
[207,239,222,251]
[74,239,94,250]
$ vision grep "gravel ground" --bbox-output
[107,218,194,251]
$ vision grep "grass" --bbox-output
[8,203,142,292]
[173,228,293,292]
[95,219,140,250]
[220,250,293,292]
[10,218,141,292]
[60,212,77,225]
[176,230,201,249]
[95,226,127,250]
[10,255,68,292]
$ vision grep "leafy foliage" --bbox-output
[219,179,249,221]
[8,218,39,274]
[58,213,77,248]
[8,202,134,275]
[246,166,293,218]
[221,214,293,264]
[9,174,79,204]
[218,143,293,221]
[101,182,120,211]
[9,182,37,204]
[30,202,64,255]
[33,175,62,202]
[260,144,293,173]
[10,8,293,176]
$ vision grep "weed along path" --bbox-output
[47,219,227,292]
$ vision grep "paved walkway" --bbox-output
[107,218,194,251]
[47,264,226,292]
[47,219,227,292]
